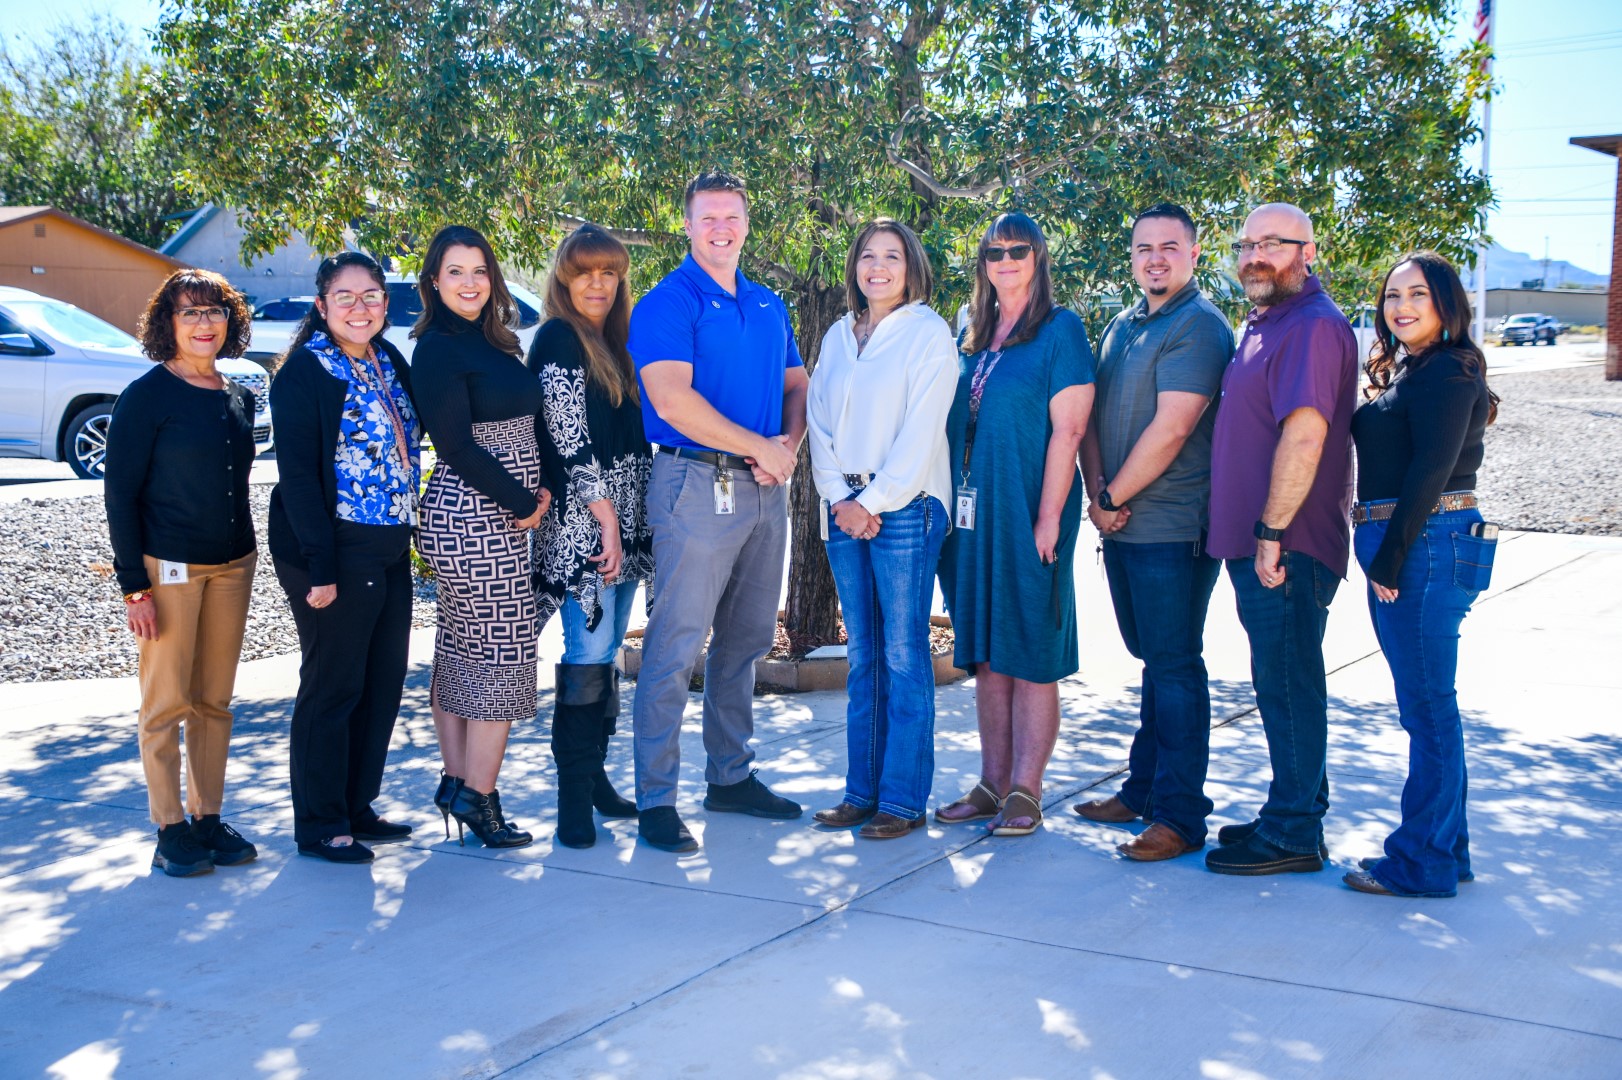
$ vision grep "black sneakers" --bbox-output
[190,814,258,866]
[702,771,803,820]
[637,806,698,852]
[152,821,214,877]
[1206,831,1324,876]
[1217,818,1329,861]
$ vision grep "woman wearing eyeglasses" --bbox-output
[105,269,261,877]
[267,252,422,863]
[934,213,1096,837]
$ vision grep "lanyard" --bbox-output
[960,348,1004,485]
[350,348,414,479]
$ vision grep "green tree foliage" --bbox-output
[0,18,190,250]
[155,0,1491,643]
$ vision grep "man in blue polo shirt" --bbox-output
[627,170,809,853]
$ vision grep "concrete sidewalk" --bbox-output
[1,527,1620,1078]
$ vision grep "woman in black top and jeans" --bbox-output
[414,225,552,848]
[105,269,260,877]
[269,252,421,864]
[1345,251,1499,899]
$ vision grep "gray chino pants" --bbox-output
[633,453,788,809]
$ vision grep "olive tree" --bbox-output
[155,0,1491,646]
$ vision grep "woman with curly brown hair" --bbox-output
[105,268,261,878]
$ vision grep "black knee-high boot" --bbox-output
[593,667,637,818]
[553,664,608,848]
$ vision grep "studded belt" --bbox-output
[1352,491,1477,525]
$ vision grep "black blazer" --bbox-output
[268,338,416,585]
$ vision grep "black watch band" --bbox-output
[1098,487,1118,512]
[1254,520,1285,542]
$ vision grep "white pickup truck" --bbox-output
[0,286,273,479]
[247,273,545,364]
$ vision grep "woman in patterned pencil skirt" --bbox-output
[413,225,552,848]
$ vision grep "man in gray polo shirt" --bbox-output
[1075,202,1234,862]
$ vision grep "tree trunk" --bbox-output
[783,278,848,649]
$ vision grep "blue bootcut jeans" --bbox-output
[1227,550,1339,854]
[1355,505,1493,897]
[560,582,639,666]
[1104,537,1222,845]
[824,494,947,820]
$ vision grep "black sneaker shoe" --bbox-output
[190,814,258,867]
[1205,831,1324,876]
[1217,818,1328,860]
[637,805,698,853]
[703,770,803,820]
[350,811,413,844]
[297,837,375,864]
[153,821,215,877]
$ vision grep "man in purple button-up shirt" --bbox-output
[1204,203,1357,877]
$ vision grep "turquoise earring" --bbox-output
[1442,328,1450,343]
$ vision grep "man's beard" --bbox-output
[1240,258,1308,306]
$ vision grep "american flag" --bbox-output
[1475,0,1493,72]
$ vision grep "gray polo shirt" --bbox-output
[1093,282,1234,543]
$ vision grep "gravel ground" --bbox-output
[0,488,438,684]
[3,363,1617,683]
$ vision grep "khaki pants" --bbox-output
[136,552,257,825]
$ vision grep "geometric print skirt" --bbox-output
[416,416,542,722]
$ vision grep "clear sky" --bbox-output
[4,0,1619,274]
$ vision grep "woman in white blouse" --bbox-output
[808,218,958,840]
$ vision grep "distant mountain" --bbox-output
[1480,242,1608,290]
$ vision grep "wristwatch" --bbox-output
[1098,487,1119,512]
[124,590,153,605]
[1253,520,1285,542]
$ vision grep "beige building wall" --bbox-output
[0,212,183,333]
[1485,287,1608,327]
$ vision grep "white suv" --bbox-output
[246,274,545,364]
[0,286,274,479]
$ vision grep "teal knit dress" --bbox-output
[938,308,1095,683]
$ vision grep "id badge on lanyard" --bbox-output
[713,465,735,515]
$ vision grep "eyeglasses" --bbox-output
[327,290,386,309]
[1230,238,1309,257]
[983,244,1033,262]
[177,306,229,325]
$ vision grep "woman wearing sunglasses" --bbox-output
[935,213,1096,837]
[268,252,422,864]
[105,269,262,877]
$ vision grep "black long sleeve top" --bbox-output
[267,338,416,585]
[412,309,545,518]
[1351,349,1491,587]
[104,363,257,594]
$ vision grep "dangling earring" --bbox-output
[1442,328,1450,343]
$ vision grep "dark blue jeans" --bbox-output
[825,495,947,819]
[1355,507,1492,897]
[1104,538,1221,845]
[1227,551,1339,853]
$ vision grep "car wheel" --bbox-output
[66,402,114,479]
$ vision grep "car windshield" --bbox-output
[6,300,138,349]
[1504,316,1537,325]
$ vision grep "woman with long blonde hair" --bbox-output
[528,223,654,849]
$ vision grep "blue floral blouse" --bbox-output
[306,331,422,526]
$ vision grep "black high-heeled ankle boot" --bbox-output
[434,771,463,841]
[448,784,533,848]
[592,668,638,819]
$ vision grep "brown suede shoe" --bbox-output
[1073,795,1140,824]
[1117,822,1202,861]
[858,812,926,839]
[813,802,875,827]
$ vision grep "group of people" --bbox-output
[104,171,1499,901]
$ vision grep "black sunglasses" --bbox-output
[982,244,1033,262]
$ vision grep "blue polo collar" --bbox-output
[676,252,758,300]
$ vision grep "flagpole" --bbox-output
[1475,4,1495,344]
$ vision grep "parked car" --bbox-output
[0,286,273,479]
[1499,313,1560,346]
[245,274,544,363]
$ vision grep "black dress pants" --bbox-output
[275,522,413,844]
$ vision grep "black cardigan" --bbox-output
[268,338,416,585]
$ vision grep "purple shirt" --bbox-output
[1208,274,1357,577]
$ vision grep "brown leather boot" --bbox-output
[1117,822,1202,862]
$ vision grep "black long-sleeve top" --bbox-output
[1351,349,1491,587]
[268,338,416,585]
[104,363,257,594]
[412,309,545,518]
